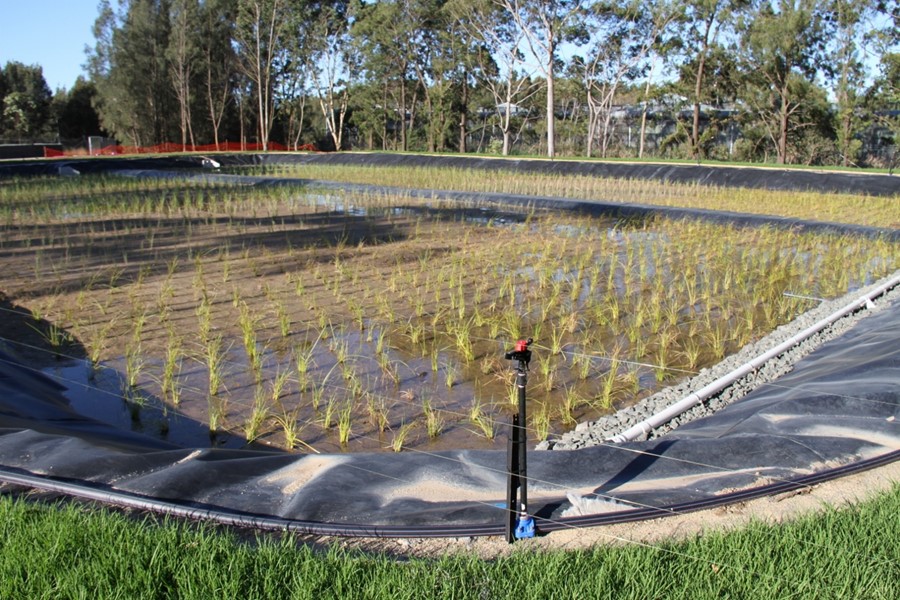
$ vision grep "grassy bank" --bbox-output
[1,484,898,599]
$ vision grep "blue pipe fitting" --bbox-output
[515,515,535,539]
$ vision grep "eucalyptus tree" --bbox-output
[861,1,899,167]
[821,0,890,166]
[631,0,680,158]
[576,1,672,158]
[410,0,458,152]
[447,0,541,156]
[168,0,200,146]
[865,52,899,169]
[441,3,492,153]
[274,0,313,150]
[198,0,237,149]
[308,0,357,151]
[352,0,421,151]
[234,0,297,149]
[737,0,828,164]
[493,0,587,158]
[673,0,749,160]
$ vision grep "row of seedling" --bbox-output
[256,162,900,229]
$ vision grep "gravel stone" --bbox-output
[546,272,900,451]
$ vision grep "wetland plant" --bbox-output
[468,398,495,440]
[391,422,416,452]
[205,334,225,397]
[422,398,444,439]
[207,395,227,434]
[244,386,271,443]
[530,401,552,442]
[161,329,183,405]
[337,403,353,446]
[365,394,390,434]
[271,407,313,453]
[124,314,147,389]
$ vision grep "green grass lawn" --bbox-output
[2,482,898,599]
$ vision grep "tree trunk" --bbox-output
[425,92,435,152]
[206,58,226,150]
[841,110,851,167]
[692,13,715,161]
[692,53,706,160]
[546,67,555,158]
[638,62,655,159]
[239,93,246,150]
[458,76,468,153]
[601,111,613,158]
[586,106,595,158]
[778,90,788,165]
[399,77,407,152]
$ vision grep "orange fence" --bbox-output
[43,141,317,158]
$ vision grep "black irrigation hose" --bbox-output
[2,448,898,539]
[0,465,500,539]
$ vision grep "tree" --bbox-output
[198,0,237,149]
[738,0,828,164]
[352,0,424,152]
[87,0,176,146]
[819,0,883,166]
[0,69,7,109]
[168,0,200,146]
[576,1,673,158]
[632,1,680,158]
[234,0,293,149]
[408,0,456,153]
[447,0,540,156]
[308,1,357,151]
[54,77,104,141]
[673,0,749,160]
[347,79,388,150]
[0,62,53,140]
[864,52,900,169]
[494,0,586,158]
[441,3,491,153]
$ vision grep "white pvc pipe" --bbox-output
[608,271,900,443]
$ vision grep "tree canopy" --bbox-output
[7,0,900,166]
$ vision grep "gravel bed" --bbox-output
[541,271,900,451]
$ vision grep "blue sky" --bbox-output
[0,0,99,91]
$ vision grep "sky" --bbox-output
[0,0,100,92]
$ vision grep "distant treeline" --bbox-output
[4,1,898,167]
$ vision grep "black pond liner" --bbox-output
[0,297,897,537]
[246,152,900,198]
[2,151,899,197]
